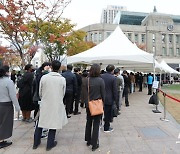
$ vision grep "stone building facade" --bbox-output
[80,10,180,70]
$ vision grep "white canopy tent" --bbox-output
[159,60,180,74]
[67,26,160,72]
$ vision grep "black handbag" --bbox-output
[148,92,158,105]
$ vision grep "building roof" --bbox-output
[118,11,180,25]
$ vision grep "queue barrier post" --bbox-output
[160,92,169,122]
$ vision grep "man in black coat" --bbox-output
[73,67,82,115]
[62,64,77,118]
[101,64,117,132]
[122,70,130,107]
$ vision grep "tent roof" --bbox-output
[67,26,158,72]
[160,60,180,74]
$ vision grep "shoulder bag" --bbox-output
[88,78,104,116]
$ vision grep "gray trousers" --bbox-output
[118,90,123,110]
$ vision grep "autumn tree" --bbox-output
[29,18,74,62]
[0,0,72,67]
[67,30,96,56]
[29,19,95,62]
[0,45,21,67]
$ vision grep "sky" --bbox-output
[62,0,180,29]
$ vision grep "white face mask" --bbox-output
[44,66,51,72]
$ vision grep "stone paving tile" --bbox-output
[0,89,180,154]
[126,140,152,152]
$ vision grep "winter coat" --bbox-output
[38,72,68,129]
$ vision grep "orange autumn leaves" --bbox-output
[49,34,65,44]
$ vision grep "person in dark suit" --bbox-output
[138,72,143,92]
[122,70,130,107]
[80,70,88,108]
[73,67,82,115]
[62,64,77,118]
[85,64,105,151]
[101,64,117,132]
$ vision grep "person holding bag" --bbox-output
[85,64,105,151]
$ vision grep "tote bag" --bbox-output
[88,78,103,116]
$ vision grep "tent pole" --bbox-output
[160,71,162,88]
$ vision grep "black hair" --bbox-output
[114,68,120,74]
[3,65,9,73]
[67,64,73,71]
[0,67,5,77]
[25,64,32,70]
[82,71,88,77]
[123,70,127,74]
[89,64,101,77]
[74,67,80,72]
[42,62,51,68]
[106,64,115,73]
[51,60,61,71]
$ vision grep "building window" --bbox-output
[85,35,88,41]
[176,35,180,43]
[162,47,167,56]
[176,48,180,56]
[152,33,155,43]
[94,33,97,42]
[169,34,173,43]
[162,34,166,43]
[169,48,174,56]
[141,34,145,43]
[135,34,138,43]
[99,33,102,41]
[90,33,93,41]
[153,46,156,55]
[128,33,132,41]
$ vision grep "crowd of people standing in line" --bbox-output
[0,62,156,151]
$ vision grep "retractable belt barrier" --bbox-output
[158,88,180,122]
[158,89,180,103]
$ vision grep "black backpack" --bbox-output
[17,76,24,88]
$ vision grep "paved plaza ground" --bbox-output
[0,88,180,154]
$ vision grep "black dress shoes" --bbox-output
[92,144,99,151]
[46,141,57,151]
[0,141,12,149]
[86,142,91,146]
[32,141,41,149]
[74,112,81,115]
[67,115,71,118]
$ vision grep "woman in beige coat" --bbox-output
[33,60,68,151]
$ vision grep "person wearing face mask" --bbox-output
[17,64,34,122]
[32,62,51,139]
[32,62,51,119]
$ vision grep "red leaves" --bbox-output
[28,45,38,56]
[49,34,56,42]
[57,36,65,44]
[6,15,13,22]
[19,25,28,31]
[0,4,4,9]
[0,46,8,54]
